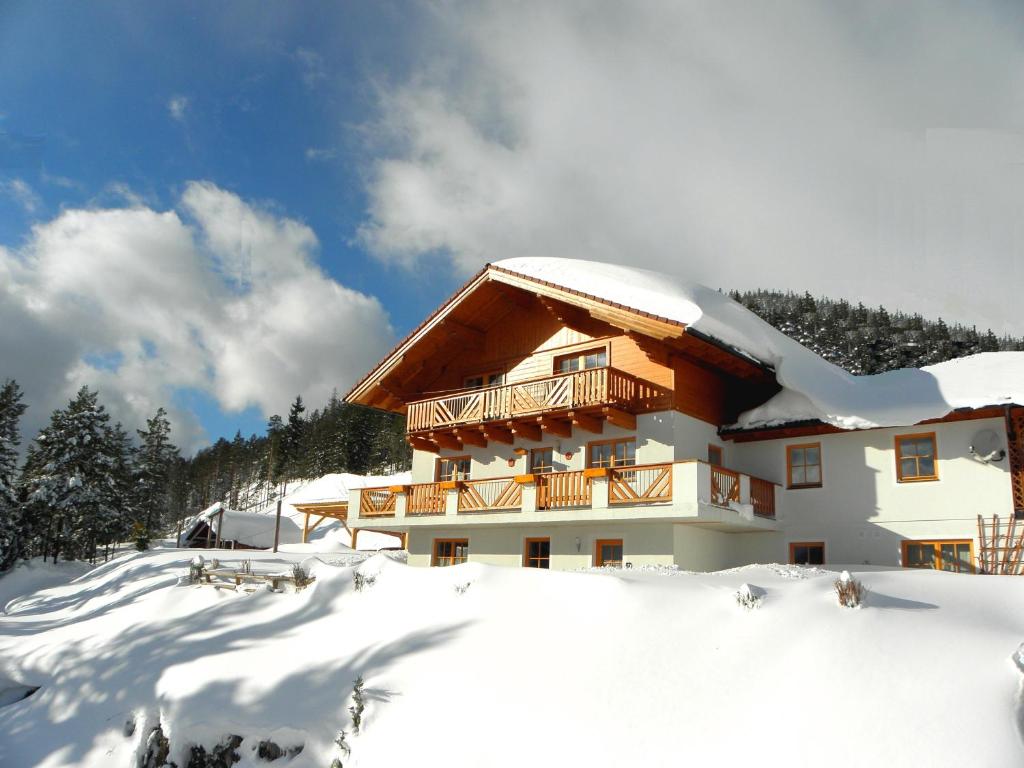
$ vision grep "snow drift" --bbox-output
[1,550,1023,767]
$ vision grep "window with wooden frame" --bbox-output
[786,443,822,488]
[588,437,636,469]
[464,371,504,389]
[554,346,608,374]
[436,456,472,482]
[530,447,554,474]
[708,444,723,466]
[895,433,938,482]
[595,539,623,567]
[432,539,469,567]
[902,539,972,572]
[524,538,551,569]
[789,541,825,566]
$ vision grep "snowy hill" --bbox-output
[1,551,1023,767]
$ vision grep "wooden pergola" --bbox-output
[292,500,408,550]
[293,501,350,544]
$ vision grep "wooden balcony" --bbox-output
[405,366,671,441]
[355,462,778,523]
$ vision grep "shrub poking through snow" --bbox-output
[454,581,471,595]
[835,570,866,608]
[291,563,310,589]
[350,676,366,733]
[353,571,377,592]
[188,556,205,585]
[735,583,765,609]
[334,729,351,756]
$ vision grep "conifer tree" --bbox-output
[134,407,177,548]
[0,380,27,570]
[22,387,121,563]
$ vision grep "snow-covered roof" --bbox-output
[186,506,303,549]
[286,471,412,506]
[493,258,1024,430]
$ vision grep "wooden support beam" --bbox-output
[442,318,485,346]
[603,407,637,430]
[538,416,572,438]
[569,410,603,434]
[431,431,464,451]
[302,512,310,544]
[454,429,487,448]
[351,528,360,549]
[537,295,612,338]
[508,420,542,442]
[482,424,514,444]
[408,436,441,453]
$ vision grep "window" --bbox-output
[588,438,636,468]
[436,456,471,482]
[433,539,469,567]
[787,443,822,488]
[554,347,607,374]
[464,372,504,389]
[789,542,825,566]
[595,539,623,567]
[708,444,723,466]
[896,433,938,482]
[903,540,972,572]
[524,538,550,568]
[531,448,554,474]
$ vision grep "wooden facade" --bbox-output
[344,264,779,448]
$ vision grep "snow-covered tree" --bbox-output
[0,380,27,570]
[134,407,178,547]
[22,387,123,563]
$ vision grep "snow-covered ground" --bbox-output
[1,551,1023,767]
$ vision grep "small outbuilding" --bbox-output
[180,502,303,550]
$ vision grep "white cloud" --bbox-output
[360,1,1024,335]
[295,48,326,89]
[0,182,394,452]
[167,95,188,122]
[305,147,338,162]
[0,178,41,214]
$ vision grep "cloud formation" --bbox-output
[0,182,393,452]
[167,95,188,122]
[361,1,1024,335]
[0,178,41,213]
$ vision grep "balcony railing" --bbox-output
[357,462,778,520]
[406,366,670,433]
[458,477,523,512]
[536,470,592,509]
[609,463,673,504]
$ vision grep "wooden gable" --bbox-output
[345,264,779,427]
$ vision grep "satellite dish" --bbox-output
[969,429,1006,463]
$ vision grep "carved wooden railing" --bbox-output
[709,466,741,507]
[537,470,591,509]
[749,476,776,518]
[609,463,673,505]
[458,477,522,513]
[359,487,397,518]
[405,367,671,433]
[407,482,446,516]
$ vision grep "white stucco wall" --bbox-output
[407,522,677,570]
[729,416,1014,566]
[410,409,719,483]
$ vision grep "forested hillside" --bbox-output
[731,290,1024,374]
[2,288,1023,567]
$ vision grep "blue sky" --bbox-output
[2,2,1023,454]
[0,2,456,447]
